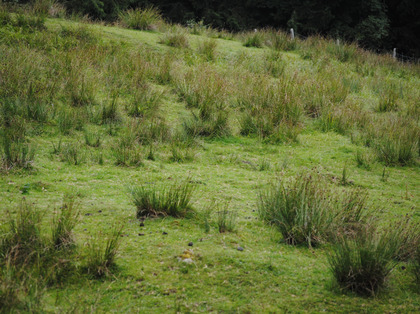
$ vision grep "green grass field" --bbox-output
[0,5,419,312]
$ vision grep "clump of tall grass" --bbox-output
[129,179,195,218]
[198,38,217,61]
[257,173,336,247]
[59,142,85,165]
[326,41,359,63]
[242,31,264,48]
[355,150,373,170]
[238,76,302,139]
[119,7,164,31]
[370,118,419,166]
[270,30,297,51]
[160,27,189,48]
[258,172,372,246]
[111,126,143,167]
[0,201,44,265]
[126,87,162,118]
[51,193,80,249]
[328,223,402,296]
[83,226,123,278]
[175,66,231,138]
[84,129,101,148]
[0,101,36,171]
[216,204,237,233]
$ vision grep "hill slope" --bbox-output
[0,10,419,312]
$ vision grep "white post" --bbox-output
[393,48,396,59]
[290,28,295,40]
[336,39,340,46]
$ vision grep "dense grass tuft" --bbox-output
[328,224,402,296]
[119,7,163,31]
[129,179,195,218]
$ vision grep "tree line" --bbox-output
[11,0,420,58]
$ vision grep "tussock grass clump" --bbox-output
[51,193,80,249]
[84,129,101,148]
[258,172,372,246]
[0,201,44,265]
[328,224,402,296]
[59,142,85,165]
[83,226,123,278]
[217,206,237,233]
[129,179,195,218]
[119,7,163,31]
[257,173,335,247]
[238,76,302,139]
[270,30,297,51]
[243,32,264,48]
[369,118,419,166]
[160,28,189,48]
[127,87,163,118]
[198,38,217,61]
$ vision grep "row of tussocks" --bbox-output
[128,172,420,297]
[2,172,418,311]
[1,3,419,172]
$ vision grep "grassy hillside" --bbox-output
[0,6,419,312]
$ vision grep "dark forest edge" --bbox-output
[4,0,420,59]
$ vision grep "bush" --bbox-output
[257,173,335,247]
[119,7,163,31]
[328,224,400,296]
[129,179,195,218]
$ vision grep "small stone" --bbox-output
[182,258,193,264]
[138,233,145,236]
[188,242,193,247]
[140,222,145,227]
[162,231,168,235]
[237,246,244,251]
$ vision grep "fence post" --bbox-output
[290,28,295,40]
[393,48,396,59]
[336,39,340,46]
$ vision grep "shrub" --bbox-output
[129,179,195,218]
[119,7,163,31]
[51,193,80,249]
[328,224,400,296]
[257,173,335,247]
[83,226,123,278]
